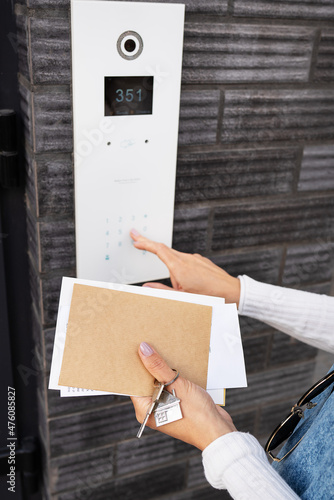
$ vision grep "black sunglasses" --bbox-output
[265,369,334,462]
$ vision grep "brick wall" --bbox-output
[15,1,334,498]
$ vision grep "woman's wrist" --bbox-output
[196,406,237,451]
[200,424,236,451]
[221,276,241,307]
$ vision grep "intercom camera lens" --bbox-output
[124,38,136,53]
[117,31,143,60]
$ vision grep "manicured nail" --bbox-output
[140,342,154,357]
[130,228,140,237]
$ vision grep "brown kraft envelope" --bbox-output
[58,284,213,396]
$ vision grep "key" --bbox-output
[136,383,164,438]
[154,389,183,427]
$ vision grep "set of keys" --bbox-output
[137,371,183,438]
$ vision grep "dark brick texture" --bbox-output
[15,0,334,498]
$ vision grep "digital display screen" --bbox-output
[105,76,154,116]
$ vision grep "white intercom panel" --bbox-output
[71,0,185,283]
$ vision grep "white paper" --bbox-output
[49,277,247,404]
[207,304,247,389]
[60,387,114,397]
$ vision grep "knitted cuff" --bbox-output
[202,432,300,499]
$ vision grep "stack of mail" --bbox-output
[49,277,247,405]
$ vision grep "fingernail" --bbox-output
[130,228,140,237]
[140,342,154,357]
[142,284,153,288]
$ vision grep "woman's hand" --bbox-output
[130,230,240,306]
[131,342,237,451]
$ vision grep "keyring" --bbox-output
[154,369,179,387]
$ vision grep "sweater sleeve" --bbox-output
[202,432,300,499]
[238,275,334,354]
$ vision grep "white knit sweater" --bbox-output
[202,275,334,499]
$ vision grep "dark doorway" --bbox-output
[0,1,42,498]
